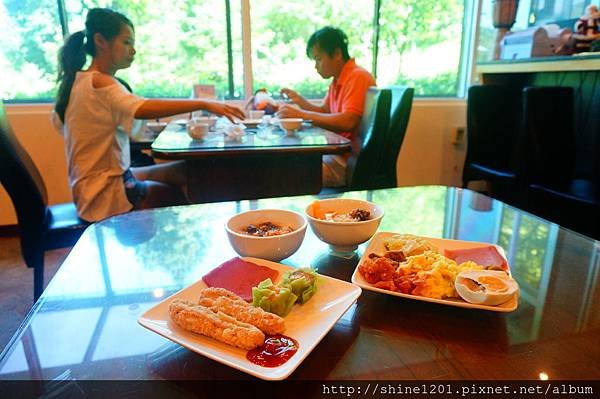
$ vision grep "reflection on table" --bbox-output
[150,123,351,203]
[1,186,599,387]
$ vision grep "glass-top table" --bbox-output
[151,122,352,203]
[1,186,599,395]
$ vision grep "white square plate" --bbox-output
[351,232,518,312]
[138,257,361,380]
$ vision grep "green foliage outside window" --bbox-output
[1,0,467,102]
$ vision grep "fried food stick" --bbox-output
[169,299,265,350]
[198,287,285,335]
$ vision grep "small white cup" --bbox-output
[194,116,218,131]
[187,122,209,140]
[249,110,265,119]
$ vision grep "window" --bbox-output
[64,0,243,99]
[1,0,471,102]
[0,0,63,101]
[377,0,465,96]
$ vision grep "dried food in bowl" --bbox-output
[226,209,307,261]
[305,198,384,254]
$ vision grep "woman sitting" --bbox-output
[53,8,245,222]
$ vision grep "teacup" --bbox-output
[194,116,218,131]
[249,110,265,120]
[187,122,209,141]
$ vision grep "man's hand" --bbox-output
[280,88,304,105]
[276,104,304,119]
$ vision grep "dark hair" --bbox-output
[55,8,134,122]
[306,26,350,61]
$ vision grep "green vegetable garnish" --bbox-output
[252,278,298,317]
[281,267,319,304]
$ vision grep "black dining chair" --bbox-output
[521,86,600,239]
[345,87,392,190]
[463,85,525,207]
[363,85,414,190]
[0,100,89,301]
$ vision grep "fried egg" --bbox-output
[455,270,519,306]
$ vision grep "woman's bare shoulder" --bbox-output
[90,72,118,89]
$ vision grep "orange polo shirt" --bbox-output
[323,58,376,140]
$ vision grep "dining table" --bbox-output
[0,186,599,397]
[151,121,352,203]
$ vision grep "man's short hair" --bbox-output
[306,27,350,60]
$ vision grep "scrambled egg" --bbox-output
[385,234,439,256]
[399,251,483,299]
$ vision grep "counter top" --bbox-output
[477,53,600,73]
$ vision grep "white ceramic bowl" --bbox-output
[305,198,384,253]
[187,123,209,140]
[278,118,303,132]
[225,209,307,261]
[194,116,218,130]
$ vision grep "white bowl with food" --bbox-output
[226,209,307,261]
[305,198,384,253]
[278,118,303,132]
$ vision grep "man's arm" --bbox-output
[278,105,360,133]
[280,88,327,113]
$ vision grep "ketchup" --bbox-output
[246,334,298,367]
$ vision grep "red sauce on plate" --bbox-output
[246,334,298,367]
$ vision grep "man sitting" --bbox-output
[277,26,376,187]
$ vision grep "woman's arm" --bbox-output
[135,99,245,122]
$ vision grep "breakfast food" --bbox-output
[169,299,265,350]
[359,234,518,306]
[198,287,285,335]
[322,208,371,222]
[280,267,319,304]
[242,222,294,237]
[384,234,438,256]
[444,245,508,271]
[360,250,483,299]
[252,279,298,317]
[310,200,371,222]
[202,257,279,301]
[253,267,320,316]
[455,270,518,305]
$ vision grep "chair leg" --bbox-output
[33,263,44,302]
[25,249,45,302]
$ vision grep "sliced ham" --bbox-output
[444,245,508,270]
[202,257,279,301]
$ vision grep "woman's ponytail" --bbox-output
[55,31,87,123]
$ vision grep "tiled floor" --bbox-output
[0,236,70,351]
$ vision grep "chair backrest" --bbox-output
[522,86,576,188]
[346,87,392,190]
[465,85,524,176]
[0,100,49,238]
[380,86,414,186]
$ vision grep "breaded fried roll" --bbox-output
[198,287,243,302]
[198,294,285,335]
[169,299,265,350]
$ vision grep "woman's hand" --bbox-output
[205,102,246,122]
